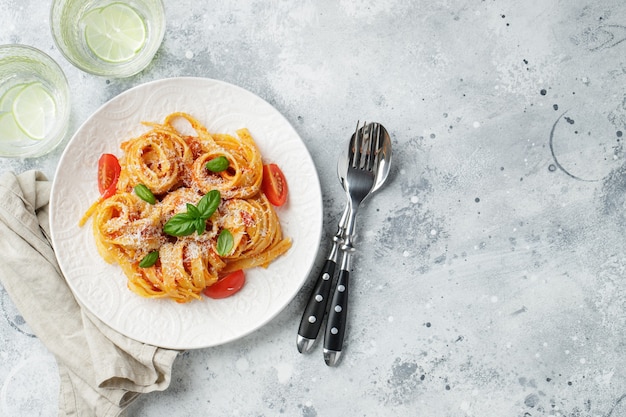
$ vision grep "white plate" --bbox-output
[49,77,323,349]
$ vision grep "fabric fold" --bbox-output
[0,170,180,417]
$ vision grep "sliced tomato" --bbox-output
[203,270,246,299]
[98,153,121,199]
[261,163,288,206]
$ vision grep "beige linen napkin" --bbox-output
[0,170,181,417]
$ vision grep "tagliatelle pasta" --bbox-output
[80,112,291,303]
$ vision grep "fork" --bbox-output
[323,122,380,366]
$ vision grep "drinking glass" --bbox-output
[0,45,71,158]
[50,0,166,78]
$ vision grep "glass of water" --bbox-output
[50,0,166,78]
[0,45,71,158]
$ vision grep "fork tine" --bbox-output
[374,123,384,172]
[348,121,358,167]
[364,123,378,171]
[361,123,372,170]
[350,121,364,169]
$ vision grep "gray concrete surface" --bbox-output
[2,1,626,416]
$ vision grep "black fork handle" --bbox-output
[297,259,336,352]
[323,267,349,366]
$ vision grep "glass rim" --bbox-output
[49,0,166,78]
[0,43,62,63]
[0,43,71,158]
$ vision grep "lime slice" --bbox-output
[0,83,29,112]
[12,82,57,140]
[83,3,147,63]
[0,111,30,142]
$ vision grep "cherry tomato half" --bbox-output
[203,270,246,299]
[98,153,121,199]
[261,163,288,206]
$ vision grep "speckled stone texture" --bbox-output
[2,0,626,416]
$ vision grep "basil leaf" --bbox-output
[197,190,221,219]
[195,218,206,235]
[187,203,201,219]
[206,156,229,172]
[134,184,156,204]
[216,229,234,256]
[139,250,159,268]
[163,213,197,236]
